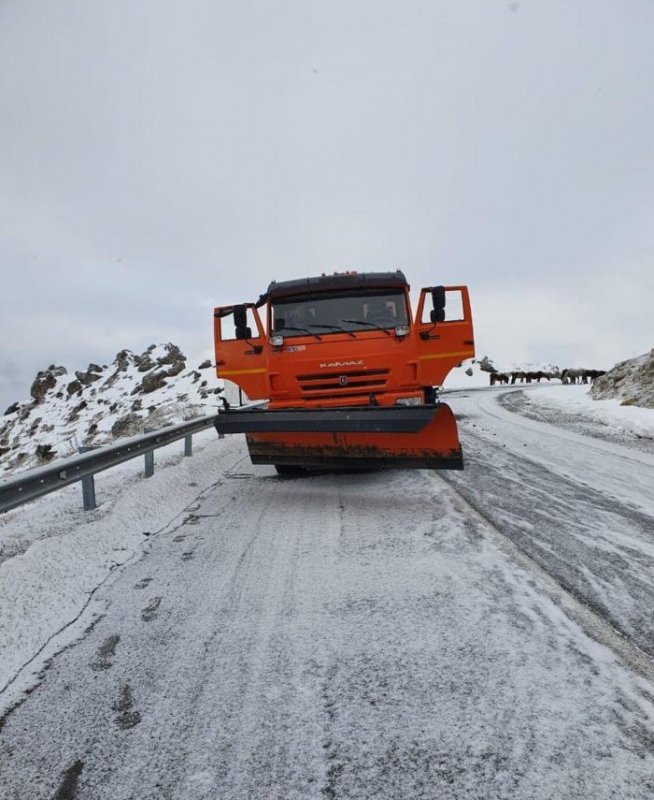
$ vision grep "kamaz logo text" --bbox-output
[319,360,364,368]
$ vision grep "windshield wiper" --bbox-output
[340,318,392,335]
[308,323,356,338]
[278,326,322,340]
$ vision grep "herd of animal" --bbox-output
[489,368,606,386]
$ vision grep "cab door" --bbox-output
[213,303,268,399]
[414,286,475,387]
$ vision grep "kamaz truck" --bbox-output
[213,270,474,472]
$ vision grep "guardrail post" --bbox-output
[184,435,192,456]
[144,450,154,477]
[78,447,97,510]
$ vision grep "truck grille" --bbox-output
[296,368,390,396]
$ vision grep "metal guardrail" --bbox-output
[0,413,221,515]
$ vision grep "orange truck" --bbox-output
[213,270,474,472]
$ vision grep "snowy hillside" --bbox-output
[0,344,222,475]
[591,349,654,409]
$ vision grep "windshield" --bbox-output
[270,291,409,337]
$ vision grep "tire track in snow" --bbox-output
[433,472,654,685]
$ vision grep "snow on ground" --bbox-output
[444,353,654,444]
[3,378,651,715]
[2,441,654,798]
[0,427,237,716]
[445,388,654,658]
[510,383,654,442]
[1,387,654,796]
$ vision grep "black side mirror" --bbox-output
[430,308,446,323]
[432,286,446,310]
[233,305,251,340]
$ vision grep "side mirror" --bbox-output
[233,305,251,340]
[429,286,446,323]
[432,286,446,310]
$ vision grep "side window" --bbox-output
[444,289,464,322]
[420,288,465,323]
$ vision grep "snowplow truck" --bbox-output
[213,271,474,471]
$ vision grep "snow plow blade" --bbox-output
[214,403,463,470]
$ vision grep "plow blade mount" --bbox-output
[215,403,463,470]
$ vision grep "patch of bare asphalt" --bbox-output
[90,634,120,671]
[51,759,83,800]
[112,683,141,730]
[141,596,162,622]
[133,577,153,590]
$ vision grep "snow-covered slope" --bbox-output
[591,350,654,409]
[0,344,221,475]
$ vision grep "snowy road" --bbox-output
[1,391,654,799]
[446,388,654,658]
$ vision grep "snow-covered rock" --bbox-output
[591,350,654,409]
[0,344,221,475]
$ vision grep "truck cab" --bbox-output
[214,270,474,409]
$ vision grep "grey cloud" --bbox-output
[1,0,652,408]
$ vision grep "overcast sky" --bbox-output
[1,0,652,409]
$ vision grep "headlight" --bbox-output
[395,396,421,406]
[395,325,409,337]
[270,335,284,347]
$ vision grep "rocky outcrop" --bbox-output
[156,343,186,367]
[114,350,131,371]
[591,350,654,409]
[35,443,56,463]
[67,380,82,396]
[75,366,102,386]
[111,413,144,438]
[30,366,67,403]
[139,371,168,394]
[134,353,156,373]
[166,360,185,377]
[198,359,212,370]
[4,402,19,416]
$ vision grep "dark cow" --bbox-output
[490,372,510,385]
[583,369,607,383]
[562,368,606,384]
[525,371,551,383]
